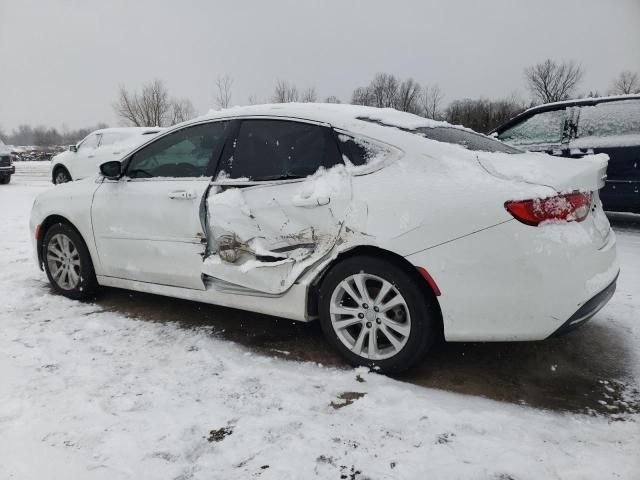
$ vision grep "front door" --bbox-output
[201,118,352,294]
[91,121,230,289]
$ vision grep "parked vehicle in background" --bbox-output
[0,139,16,184]
[492,95,640,213]
[50,127,163,184]
[30,104,618,372]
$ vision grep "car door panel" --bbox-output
[92,179,210,289]
[202,171,352,294]
[91,121,230,289]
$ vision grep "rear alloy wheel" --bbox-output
[319,256,438,373]
[53,167,71,184]
[42,223,98,299]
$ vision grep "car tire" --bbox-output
[318,255,438,374]
[42,222,98,300]
[53,166,72,184]
[0,176,10,184]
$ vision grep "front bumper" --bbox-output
[0,166,15,175]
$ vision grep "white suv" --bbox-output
[50,127,163,184]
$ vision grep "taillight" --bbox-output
[505,192,592,226]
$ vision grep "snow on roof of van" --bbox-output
[198,103,470,137]
[522,94,640,114]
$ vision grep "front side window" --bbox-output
[221,120,342,180]
[99,132,131,147]
[577,100,640,138]
[499,109,568,145]
[126,122,229,179]
[78,133,100,151]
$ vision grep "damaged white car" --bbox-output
[30,104,619,372]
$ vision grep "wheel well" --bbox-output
[307,245,443,335]
[36,215,79,268]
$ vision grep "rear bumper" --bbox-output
[549,273,618,337]
[406,218,619,342]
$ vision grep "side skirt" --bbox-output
[96,275,311,322]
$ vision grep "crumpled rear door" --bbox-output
[202,167,353,294]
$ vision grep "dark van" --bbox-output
[492,95,640,213]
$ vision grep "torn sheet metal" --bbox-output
[202,166,355,295]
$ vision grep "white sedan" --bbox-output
[30,104,619,372]
[50,127,163,184]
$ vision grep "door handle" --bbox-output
[169,190,197,200]
[292,196,330,208]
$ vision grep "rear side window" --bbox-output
[499,109,567,145]
[221,120,342,180]
[577,100,640,138]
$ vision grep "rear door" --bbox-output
[497,108,574,156]
[91,121,231,289]
[202,118,352,295]
[569,99,640,211]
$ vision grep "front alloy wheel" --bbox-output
[46,233,82,290]
[54,168,71,184]
[42,223,98,299]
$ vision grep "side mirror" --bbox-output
[100,160,122,180]
[69,145,78,153]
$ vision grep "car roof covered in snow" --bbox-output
[195,103,474,139]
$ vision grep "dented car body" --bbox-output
[30,104,620,372]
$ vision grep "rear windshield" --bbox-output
[415,127,521,153]
[356,116,520,153]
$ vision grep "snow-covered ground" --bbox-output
[1,163,639,479]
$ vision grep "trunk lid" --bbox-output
[477,151,609,193]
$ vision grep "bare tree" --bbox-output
[610,71,640,95]
[445,97,526,133]
[114,79,197,127]
[324,95,341,104]
[351,86,373,106]
[369,73,399,108]
[114,79,171,127]
[247,94,259,105]
[524,59,584,104]
[272,79,299,103]
[396,78,422,113]
[215,74,234,109]
[301,87,318,103]
[421,84,444,119]
[170,98,196,124]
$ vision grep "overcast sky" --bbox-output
[1,0,639,131]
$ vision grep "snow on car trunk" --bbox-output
[477,151,609,193]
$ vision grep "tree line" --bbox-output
[2,60,639,146]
